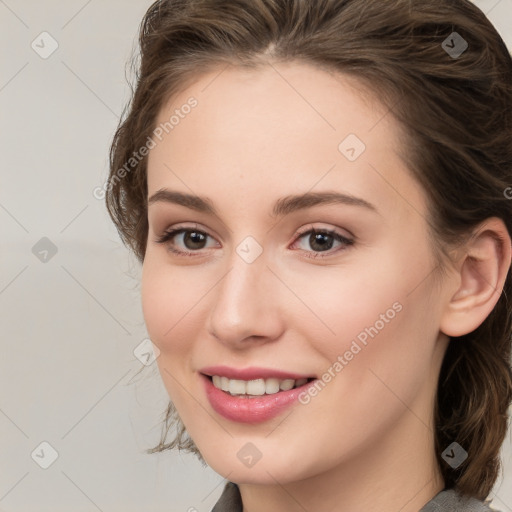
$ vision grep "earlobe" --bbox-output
[440,218,512,338]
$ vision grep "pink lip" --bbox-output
[199,365,314,381]
[200,370,317,424]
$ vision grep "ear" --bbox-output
[440,217,512,337]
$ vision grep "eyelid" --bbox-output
[294,223,354,240]
[290,225,354,259]
[154,223,219,252]
[156,222,354,241]
[156,222,217,241]
[155,222,355,258]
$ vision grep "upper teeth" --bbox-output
[211,376,309,396]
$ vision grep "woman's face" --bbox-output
[142,62,451,484]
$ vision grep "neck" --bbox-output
[238,405,445,512]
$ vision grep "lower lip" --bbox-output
[201,374,317,424]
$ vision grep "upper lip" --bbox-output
[199,365,315,381]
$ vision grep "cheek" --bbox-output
[290,245,439,387]
[329,295,440,432]
[141,259,203,409]
[141,250,209,333]
[279,258,409,353]
[141,257,202,359]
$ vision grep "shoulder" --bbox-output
[210,483,501,512]
[211,482,242,512]
[420,489,501,512]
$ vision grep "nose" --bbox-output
[206,247,285,349]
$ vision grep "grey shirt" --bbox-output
[211,482,500,512]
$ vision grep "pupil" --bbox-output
[310,232,333,252]
[185,231,206,249]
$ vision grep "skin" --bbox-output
[141,61,511,512]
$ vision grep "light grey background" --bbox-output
[1,1,511,511]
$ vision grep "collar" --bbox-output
[211,483,497,512]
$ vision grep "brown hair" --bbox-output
[106,0,512,501]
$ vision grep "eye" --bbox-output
[154,224,354,259]
[155,225,218,256]
[291,227,354,259]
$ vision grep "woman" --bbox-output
[105,0,512,510]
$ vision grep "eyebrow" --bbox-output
[147,189,379,217]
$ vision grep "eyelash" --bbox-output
[154,224,354,259]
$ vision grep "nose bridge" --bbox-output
[207,241,283,345]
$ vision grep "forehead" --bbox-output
[146,61,426,222]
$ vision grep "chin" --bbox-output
[196,442,314,485]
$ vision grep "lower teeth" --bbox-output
[229,394,274,398]
[228,389,295,397]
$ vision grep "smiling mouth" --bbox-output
[206,375,316,397]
